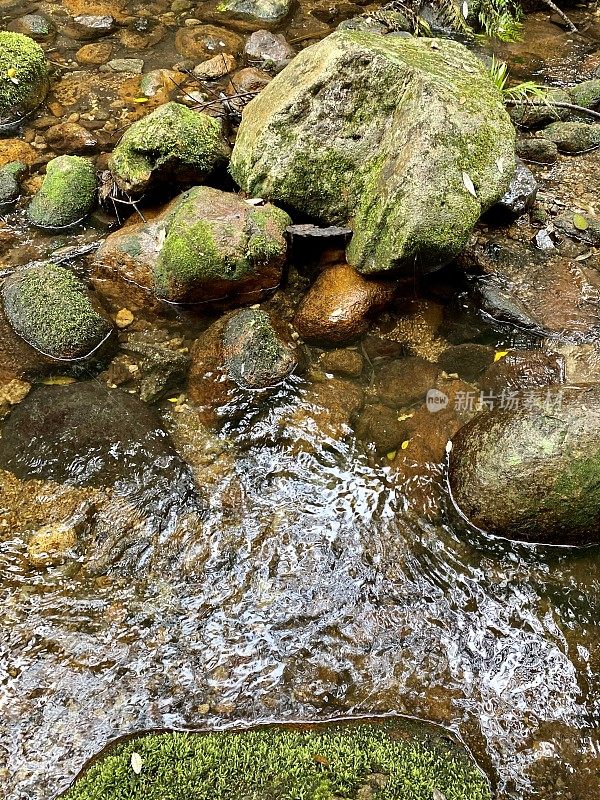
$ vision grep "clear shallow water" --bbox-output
[1,3,600,800]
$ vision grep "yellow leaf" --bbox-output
[397,412,414,422]
[130,752,143,775]
[573,213,589,231]
[386,450,396,461]
[494,350,509,362]
[401,440,410,450]
[7,68,17,78]
[132,97,149,103]
[41,376,77,385]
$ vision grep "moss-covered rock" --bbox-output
[60,719,491,800]
[223,307,297,388]
[448,384,600,546]
[1,263,113,360]
[543,121,600,153]
[0,32,49,126]
[109,102,230,194]
[0,159,26,203]
[230,30,515,276]
[217,0,292,27]
[27,155,96,228]
[155,186,291,302]
[567,79,600,110]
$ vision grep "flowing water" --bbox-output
[1,3,600,800]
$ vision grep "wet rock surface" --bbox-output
[27,155,97,228]
[449,385,600,545]
[109,102,230,194]
[293,264,395,344]
[2,263,114,360]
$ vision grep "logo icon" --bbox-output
[426,388,449,413]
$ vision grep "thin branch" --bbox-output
[539,0,577,31]
[505,99,600,121]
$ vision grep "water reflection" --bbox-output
[2,379,600,799]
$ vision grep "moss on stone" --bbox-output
[27,155,96,228]
[60,721,491,800]
[109,102,230,194]
[0,31,49,123]
[1,263,112,359]
[544,121,600,153]
[153,186,290,301]
[223,307,296,388]
[230,30,514,276]
[568,79,600,110]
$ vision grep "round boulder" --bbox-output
[448,385,600,545]
[27,155,96,228]
[0,32,50,126]
[109,102,230,194]
[2,263,114,360]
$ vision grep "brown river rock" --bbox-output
[293,263,396,345]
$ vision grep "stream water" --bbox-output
[1,2,600,799]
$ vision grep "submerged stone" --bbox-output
[223,307,297,388]
[0,381,196,495]
[231,30,515,276]
[109,102,230,194]
[27,155,96,228]
[0,32,50,126]
[59,719,491,800]
[2,263,114,360]
[448,384,600,546]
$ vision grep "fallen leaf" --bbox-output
[245,197,265,206]
[462,1,469,17]
[494,350,509,362]
[42,376,77,385]
[115,308,134,328]
[313,754,330,766]
[462,171,477,198]
[495,157,504,173]
[7,68,16,78]
[401,440,410,450]
[130,752,143,775]
[386,450,397,461]
[132,97,149,103]
[574,251,593,261]
[573,213,589,231]
[433,790,448,800]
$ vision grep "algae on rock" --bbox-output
[0,31,49,126]
[109,102,231,194]
[2,263,113,360]
[154,185,291,302]
[230,30,515,276]
[27,155,96,228]
[60,719,491,800]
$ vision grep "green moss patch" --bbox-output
[2,263,113,359]
[61,720,490,800]
[0,31,49,123]
[27,155,96,228]
[109,102,230,194]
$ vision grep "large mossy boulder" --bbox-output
[0,32,50,126]
[27,155,96,228]
[448,385,600,546]
[109,102,230,194]
[59,719,490,800]
[95,186,290,304]
[230,30,515,276]
[2,263,114,360]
